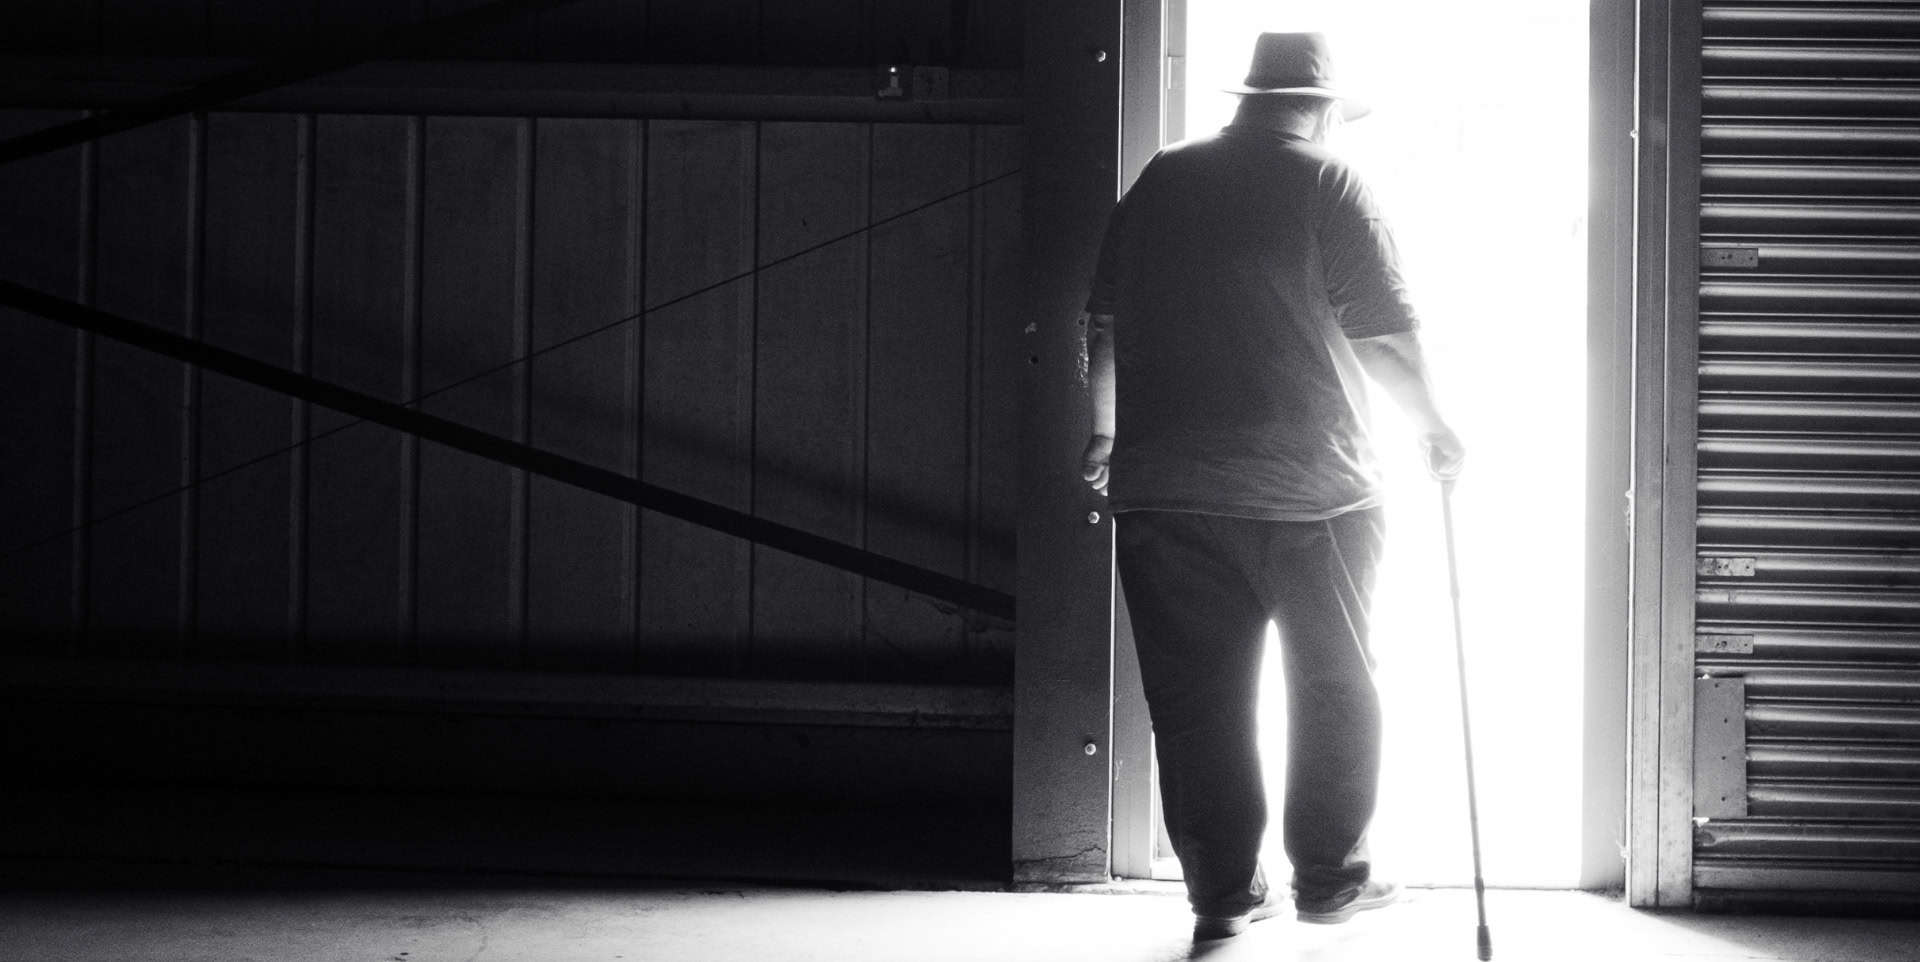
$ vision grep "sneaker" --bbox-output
[1192,890,1286,941]
[1295,879,1400,925]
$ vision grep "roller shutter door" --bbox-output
[1692,0,1920,905]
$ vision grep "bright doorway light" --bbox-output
[1185,1,1590,887]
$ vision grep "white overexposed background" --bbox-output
[1181,1,1590,887]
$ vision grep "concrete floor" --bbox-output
[4,869,1919,962]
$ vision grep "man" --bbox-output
[1079,33,1466,941]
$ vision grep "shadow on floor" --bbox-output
[0,786,1010,892]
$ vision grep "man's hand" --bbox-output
[1350,333,1465,482]
[1422,427,1466,481]
[1081,434,1114,494]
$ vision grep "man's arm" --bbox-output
[1081,171,1142,496]
[1081,312,1116,493]
[1350,331,1466,480]
[1315,164,1463,478]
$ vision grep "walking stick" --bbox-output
[1440,478,1492,960]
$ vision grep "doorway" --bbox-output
[1115,0,1592,887]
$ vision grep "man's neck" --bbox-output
[1230,104,1321,140]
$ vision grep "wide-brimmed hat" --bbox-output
[1223,32,1371,121]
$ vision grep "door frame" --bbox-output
[1010,0,1126,885]
[1017,0,1687,898]
[1108,0,1178,882]
[1623,0,1704,908]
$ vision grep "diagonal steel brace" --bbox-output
[0,279,1017,621]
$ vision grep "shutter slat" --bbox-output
[1704,161,1920,195]
[1748,781,1920,818]
[1707,83,1920,118]
[1697,625,1920,663]
[1701,316,1920,353]
[1704,44,1920,79]
[1704,244,1920,272]
[1749,744,1920,780]
[1703,200,1920,234]
[1706,7,1920,41]
[1746,702,1920,739]
[1696,550,1920,585]
[1699,473,1920,510]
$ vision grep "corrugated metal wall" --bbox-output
[0,108,1022,684]
[1693,0,1920,900]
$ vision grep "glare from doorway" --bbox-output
[1185,0,1591,887]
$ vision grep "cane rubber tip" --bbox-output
[1477,924,1492,960]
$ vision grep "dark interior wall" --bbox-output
[0,109,1020,684]
[0,0,1025,883]
[0,0,1024,67]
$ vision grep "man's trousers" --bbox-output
[1115,507,1385,916]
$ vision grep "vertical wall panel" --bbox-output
[88,119,195,652]
[865,123,973,671]
[526,118,640,670]
[307,114,414,659]
[754,122,869,673]
[417,117,527,665]
[0,111,82,645]
[972,125,1022,615]
[196,113,302,655]
[639,120,756,670]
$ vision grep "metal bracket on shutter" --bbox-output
[1696,632,1754,654]
[1694,677,1748,819]
[1700,246,1759,269]
[1698,556,1756,578]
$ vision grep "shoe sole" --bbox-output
[1295,884,1400,925]
[1192,901,1285,941]
[1191,917,1249,941]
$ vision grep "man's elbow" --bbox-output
[1349,330,1418,362]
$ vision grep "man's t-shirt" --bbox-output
[1085,124,1420,521]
